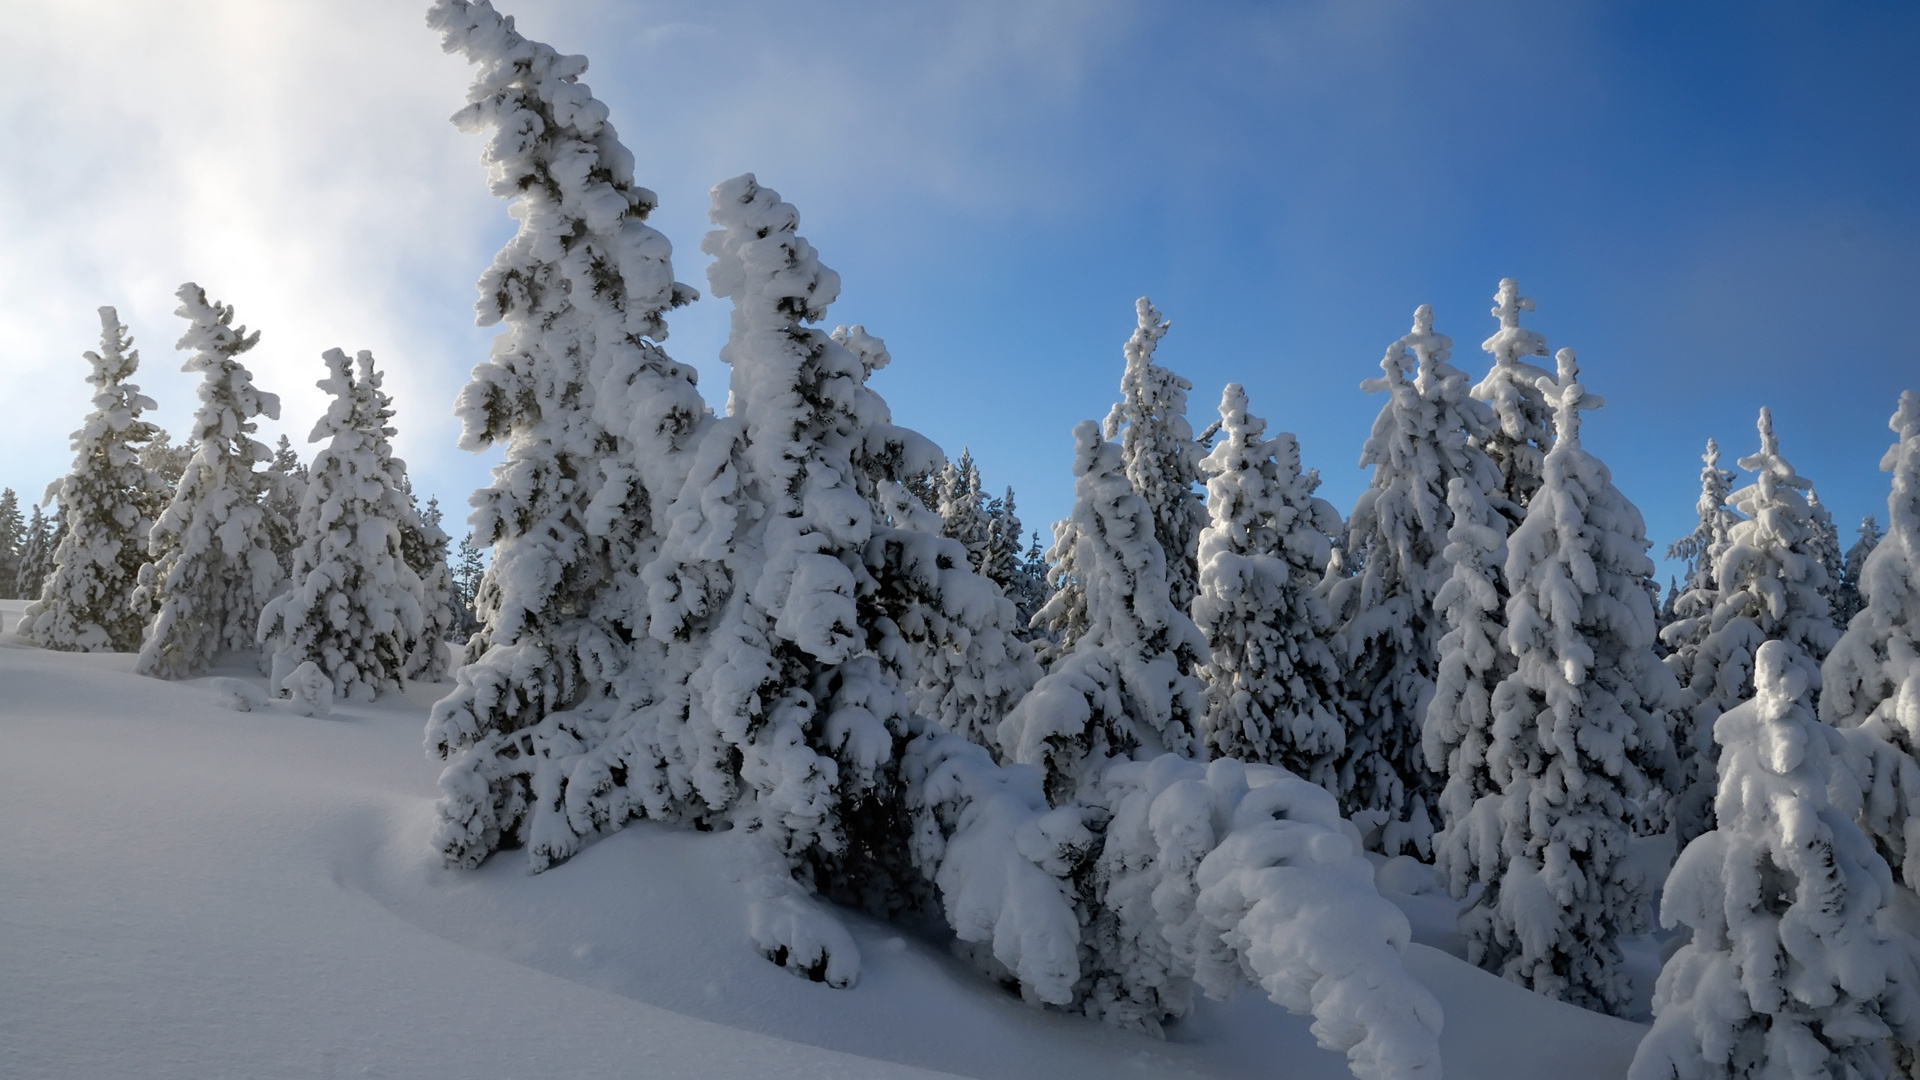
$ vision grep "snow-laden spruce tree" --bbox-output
[263,434,307,578]
[936,448,993,573]
[134,284,283,679]
[1001,419,1207,804]
[1102,297,1206,612]
[0,489,22,597]
[1447,349,1677,1015]
[450,530,484,642]
[403,494,458,681]
[1425,476,1517,897]
[1836,515,1882,630]
[422,0,705,866]
[1631,640,1920,1080]
[1470,278,1555,514]
[1326,304,1501,855]
[984,486,1032,607]
[1808,488,1846,627]
[1667,409,1840,850]
[21,308,168,650]
[1822,392,1920,888]
[16,502,52,600]
[259,349,429,702]
[1191,382,1346,786]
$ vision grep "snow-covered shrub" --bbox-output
[135,284,283,679]
[1469,278,1554,513]
[1002,420,1206,804]
[1631,640,1920,1080]
[1326,304,1501,855]
[1102,297,1206,612]
[1666,409,1840,850]
[1447,349,1677,1015]
[258,349,429,703]
[22,307,169,652]
[283,660,335,718]
[1192,382,1346,787]
[1823,391,1920,888]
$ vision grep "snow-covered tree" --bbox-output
[263,434,307,578]
[0,488,22,597]
[1102,297,1206,612]
[936,448,992,573]
[1836,515,1882,630]
[1808,487,1846,626]
[1661,439,1744,843]
[134,284,283,679]
[1822,392,1920,889]
[1666,409,1840,849]
[1631,640,1920,1080]
[422,0,705,869]
[258,349,430,701]
[1425,476,1516,897]
[1326,304,1501,855]
[1191,382,1346,787]
[404,494,459,680]
[1446,349,1676,1015]
[141,431,193,495]
[1469,278,1554,514]
[17,503,54,600]
[450,530,485,642]
[21,307,167,651]
[1002,419,1207,804]
[984,486,1032,608]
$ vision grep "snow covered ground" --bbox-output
[0,627,1652,1080]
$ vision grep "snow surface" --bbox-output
[0,632,1651,1079]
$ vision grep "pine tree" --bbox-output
[1835,515,1882,631]
[1632,640,1920,1080]
[1426,476,1517,899]
[1807,487,1845,627]
[134,284,283,679]
[1000,420,1207,804]
[0,488,22,598]
[1469,278,1554,515]
[935,448,992,573]
[423,0,706,871]
[1326,304,1501,856]
[263,434,307,578]
[1448,349,1676,1015]
[1666,410,1840,849]
[21,306,168,651]
[982,486,1026,602]
[16,503,49,600]
[405,494,459,680]
[1191,383,1346,786]
[1822,392,1920,888]
[259,349,431,702]
[451,531,485,642]
[1102,297,1206,612]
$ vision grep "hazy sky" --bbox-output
[2,0,1915,580]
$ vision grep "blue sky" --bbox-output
[2,1,1914,581]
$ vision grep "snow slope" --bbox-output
[0,634,1648,1079]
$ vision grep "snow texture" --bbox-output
[1632,640,1920,1080]
[134,284,283,679]
[21,307,168,652]
[1004,419,1206,805]
[257,349,429,702]
[1192,382,1347,788]
[1447,349,1677,1016]
[1326,304,1500,856]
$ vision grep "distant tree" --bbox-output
[1102,297,1206,612]
[262,434,308,578]
[17,503,51,600]
[404,494,459,680]
[450,531,485,643]
[0,488,23,598]
[1834,514,1881,630]
[135,284,282,679]
[935,448,992,573]
[22,307,168,651]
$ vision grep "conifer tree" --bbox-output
[404,495,459,681]
[1326,304,1501,855]
[1667,410,1839,848]
[1001,420,1206,804]
[259,350,428,701]
[1808,487,1845,625]
[451,531,485,642]
[16,503,49,600]
[983,486,1027,602]
[1660,439,1743,842]
[0,488,22,598]
[1102,297,1206,612]
[22,307,168,651]
[1191,383,1346,786]
[1447,349,1676,1015]
[1822,392,1920,888]
[1835,515,1882,629]
[263,434,307,578]
[135,284,283,679]
[141,431,193,496]
[1469,279,1554,514]
[1632,640,1920,1080]
[423,0,706,868]
[935,448,992,573]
